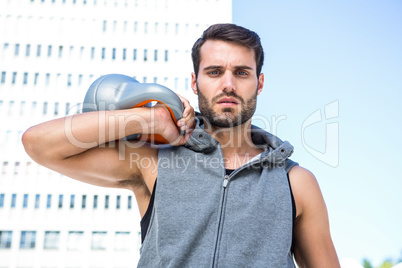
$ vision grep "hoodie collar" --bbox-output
[185,114,294,164]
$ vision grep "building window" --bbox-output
[11,194,16,208]
[77,103,82,113]
[58,46,63,58]
[63,102,69,115]
[164,50,168,62]
[58,194,63,208]
[34,73,39,85]
[45,73,50,85]
[70,194,75,208]
[23,194,28,208]
[15,44,20,56]
[20,231,36,249]
[26,44,30,56]
[12,72,17,84]
[154,22,158,34]
[154,49,158,61]
[1,72,5,84]
[44,231,60,249]
[144,22,148,34]
[153,77,157,83]
[37,44,41,57]
[2,162,8,175]
[54,102,59,116]
[116,195,121,209]
[104,195,109,209]
[133,49,137,60]
[127,196,132,209]
[67,231,84,251]
[43,102,48,115]
[20,101,26,116]
[80,46,84,58]
[91,231,107,250]
[48,45,52,57]
[101,47,105,59]
[0,231,12,249]
[144,49,147,61]
[134,21,138,33]
[78,74,83,85]
[164,22,168,34]
[102,20,107,32]
[185,23,189,35]
[185,78,189,90]
[174,78,178,90]
[69,45,74,58]
[122,48,126,60]
[82,195,86,209]
[175,23,179,34]
[67,74,72,86]
[93,195,98,209]
[0,194,5,208]
[8,100,15,116]
[23,72,28,85]
[35,194,40,209]
[114,232,130,251]
[112,48,116,60]
[46,194,52,208]
[91,47,95,59]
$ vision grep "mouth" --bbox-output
[217,97,239,106]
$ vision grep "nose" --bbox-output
[221,71,236,92]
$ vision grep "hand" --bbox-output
[175,94,196,144]
[151,94,195,145]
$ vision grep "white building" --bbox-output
[0,1,232,267]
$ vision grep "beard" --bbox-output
[197,83,258,128]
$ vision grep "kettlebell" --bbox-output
[82,74,184,144]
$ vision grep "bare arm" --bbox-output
[289,166,340,268]
[22,102,195,191]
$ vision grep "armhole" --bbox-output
[140,179,157,243]
[287,173,296,254]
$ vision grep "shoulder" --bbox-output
[288,165,341,267]
[288,165,323,218]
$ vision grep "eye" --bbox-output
[208,70,221,76]
[236,70,248,76]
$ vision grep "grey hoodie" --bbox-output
[138,118,297,268]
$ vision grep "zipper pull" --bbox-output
[223,175,229,188]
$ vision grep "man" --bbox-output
[22,24,340,267]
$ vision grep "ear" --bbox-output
[191,72,198,95]
[257,73,264,96]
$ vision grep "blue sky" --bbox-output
[233,0,402,265]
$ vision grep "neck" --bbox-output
[203,119,264,169]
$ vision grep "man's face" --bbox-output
[192,40,264,128]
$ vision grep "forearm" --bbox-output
[22,107,153,163]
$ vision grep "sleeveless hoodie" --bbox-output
[138,117,297,268]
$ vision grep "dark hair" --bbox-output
[191,23,264,78]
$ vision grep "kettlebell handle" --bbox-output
[82,74,184,144]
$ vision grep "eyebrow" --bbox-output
[202,65,254,71]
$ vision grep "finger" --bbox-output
[177,94,191,118]
[186,113,196,132]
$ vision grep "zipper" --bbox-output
[212,174,229,267]
[212,158,264,267]
[222,174,229,188]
